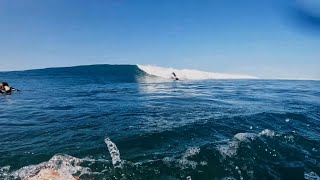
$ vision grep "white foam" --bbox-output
[218,133,258,158]
[0,166,11,179]
[284,135,295,143]
[218,129,279,158]
[104,138,122,168]
[13,154,90,180]
[178,147,201,169]
[304,171,320,180]
[162,157,174,166]
[137,65,257,80]
[259,129,275,137]
[182,147,200,158]
[217,141,240,158]
[162,147,201,170]
[178,159,198,170]
[222,177,237,180]
[234,133,257,142]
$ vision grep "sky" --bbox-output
[0,0,319,79]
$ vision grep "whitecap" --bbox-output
[304,171,320,180]
[137,65,257,80]
[13,154,90,180]
[259,129,275,137]
[217,141,239,158]
[163,147,201,170]
[218,133,258,158]
[162,157,174,166]
[0,166,11,179]
[234,133,257,142]
[177,147,201,169]
[182,147,200,158]
[178,159,198,170]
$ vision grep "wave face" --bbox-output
[0,64,147,83]
[137,65,257,80]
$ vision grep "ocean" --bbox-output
[0,65,319,180]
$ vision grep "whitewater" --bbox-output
[137,65,257,80]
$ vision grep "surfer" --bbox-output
[172,72,179,80]
[0,82,19,94]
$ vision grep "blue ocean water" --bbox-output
[0,65,319,180]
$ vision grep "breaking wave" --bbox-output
[137,65,257,80]
[1,64,257,83]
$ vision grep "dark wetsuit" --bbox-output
[0,82,17,94]
[172,72,179,80]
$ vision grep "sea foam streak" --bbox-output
[218,129,276,158]
[137,65,257,80]
[105,138,122,168]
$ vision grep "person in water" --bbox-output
[0,82,18,94]
[172,72,179,80]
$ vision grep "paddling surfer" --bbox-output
[0,82,19,94]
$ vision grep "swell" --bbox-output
[0,64,147,83]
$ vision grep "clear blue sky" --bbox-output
[0,0,319,79]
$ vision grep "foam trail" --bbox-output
[105,138,122,168]
[137,65,257,80]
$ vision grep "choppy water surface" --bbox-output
[0,65,319,179]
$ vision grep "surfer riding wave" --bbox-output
[172,72,179,80]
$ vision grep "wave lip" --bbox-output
[137,65,257,80]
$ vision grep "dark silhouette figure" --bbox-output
[0,82,19,94]
[172,72,179,80]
